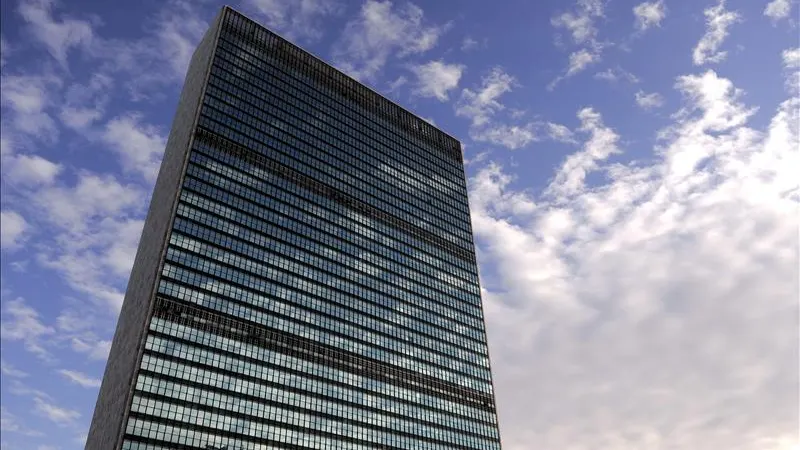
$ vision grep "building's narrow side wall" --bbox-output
[84,11,222,450]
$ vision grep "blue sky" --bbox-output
[0,0,798,449]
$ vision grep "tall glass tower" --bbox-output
[85,6,502,450]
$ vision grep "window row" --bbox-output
[203,73,470,236]
[180,169,484,324]
[165,224,483,352]
[216,24,466,182]
[220,21,463,169]
[166,217,486,359]
[206,60,468,218]
[146,322,494,419]
[177,177,476,297]
[206,56,469,222]
[193,120,475,265]
[173,199,481,337]
[160,248,491,386]
[139,354,499,437]
[198,100,474,248]
[135,373,498,445]
[175,191,483,341]
[178,168,480,312]
[170,209,486,350]
[211,42,465,194]
[190,140,478,283]
[185,152,478,302]
[144,325,497,422]
[160,255,487,380]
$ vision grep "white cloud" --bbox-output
[333,0,447,80]
[68,1,213,96]
[0,360,28,378]
[465,150,491,167]
[547,122,578,144]
[59,73,112,130]
[633,0,667,31]
[693,0,741,66]
[35,173,143,230]
[386,75,408,93]
[461,36,479,51]
[32,173,145,310]
[410,60,465,101]
[546,107,622,199]
[764,0,794,21]
[151,1,209,79]
[245,0,341,42]
[0,407,43,437]
[58,369,101,388]
[456,67,516,128]
[635,90,665,110]
[17,0,94,66]
[456,67,542,150]
[594,66,640,83]
[0,298,55,360]
[34,397,80,425]
[0,211,29,250]
[470,67,799,448]
[783,47,800,68]
[470,164,538,219]
[783,47,800,94]
[2,154,62,186]
[0,73,61,143]
[551,0,605,45]
[549,0,607,90]
[102,114,167,182]
[566,48,599,76]
[471,124,538,150]
[69,337,112,360]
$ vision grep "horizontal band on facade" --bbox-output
[133,372,499,444]
[222,8,463,163]
[151,297,496,411]
[194,128,478,264]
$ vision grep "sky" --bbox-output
[0,0,798,448]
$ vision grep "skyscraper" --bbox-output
[86,6,502,450]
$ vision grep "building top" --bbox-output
[220,5,464,162]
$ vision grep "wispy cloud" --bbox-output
[594,66,640,84]
[332,0,448,80]
[471,67,799,448]
[546,107,621,199]
[0,211,29,250]
[410,60,465,101]
[633,0,667,32]
[549,0,606,89]
[456,67,541,149]
[33,397,80,425]
[456,67,516,127]
[546,122,578,144]
[1,406,44,437]
[244,0,342,42]
[551,0,604,45]
[101,114,167,183]
[635,90,665,110]
[1,360,29,378]
[0,298,55,360]
[58,369,101,388]
[693,0,741,66]
[764,0,795,22]
[17,0,94,67]
[567,48,600,76]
